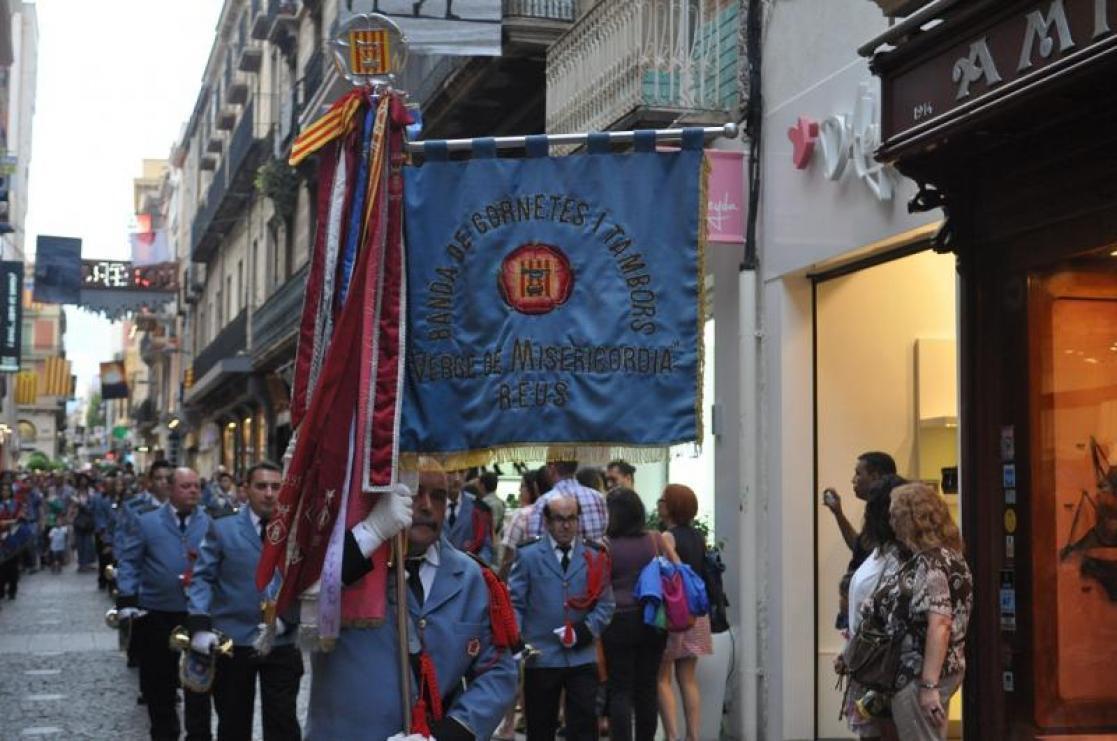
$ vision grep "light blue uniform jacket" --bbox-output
[307,539,517,740]
[444,493,494,564]
[186,506,294,647]
[112,491,154,553]
[116,503,210,612]
[508,537,615,668]
[91,491,114,532]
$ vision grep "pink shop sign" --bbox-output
[659,147,746,243]
[705,150,746,244]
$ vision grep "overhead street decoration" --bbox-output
[79,260,178,320]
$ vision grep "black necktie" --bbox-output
[177,512,188,533]
[405,558,425,605]
[448,502,457,527]
[259,518,268,542]
[559,545,571,572]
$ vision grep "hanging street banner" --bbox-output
[99,361,129,400]
[339,0,500,57]
[33,235,82,304]
[400,133,708,467]
[0,260,22,372]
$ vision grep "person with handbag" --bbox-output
[845,483,973,741]
[655,484,713,741]
[601,487,680,741]
[833,475,905,741]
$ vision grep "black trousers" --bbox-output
[95,533,112,587]
[212,644,303,741]
[0,556,19,597]
[601,610,667,741]
[524,662,600,741]
[139,610,213,741]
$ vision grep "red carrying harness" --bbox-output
[464,508,493,556]
[409,651,443,737]
[561,547,612,644]
[409,558,520,736]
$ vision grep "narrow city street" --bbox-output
[0,564,309,740]
[0,565,148,739]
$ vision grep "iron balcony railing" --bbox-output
[252,264,308,363]
[546,0,740,135]
[193,100,267,261]
[194,310,248,380]
[228,98,257,177]
[191,156,225,257]
[503,0,576,21]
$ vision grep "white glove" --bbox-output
[386,734,432,741]
[190,630,218,655]
[117,607,146,621]
[275,617,287,635]
[553,625,576,648]
[353,484,414,557]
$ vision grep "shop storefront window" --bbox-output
[1031,265,1117,728]
[815,248,960,737]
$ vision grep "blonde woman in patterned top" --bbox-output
[860,482,973,741]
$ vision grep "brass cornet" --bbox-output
[168,625,234,694]
[104,608,136,652]
[168,626,234,656]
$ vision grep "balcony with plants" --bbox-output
[546,0,740,136]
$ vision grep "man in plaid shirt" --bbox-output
[526,460,608,542]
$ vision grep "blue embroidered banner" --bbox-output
[400,136,707,464]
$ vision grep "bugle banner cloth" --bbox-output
[399,129,709,469]
[256,89,410,645]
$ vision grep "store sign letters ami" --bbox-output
[401,134,708,466]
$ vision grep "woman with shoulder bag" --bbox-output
[602,487,680,741]
[655,484,712,741]
[854,483,973,741]
[834,475,906,741]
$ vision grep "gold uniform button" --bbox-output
[418,618,427,630]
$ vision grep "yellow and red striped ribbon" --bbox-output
[288,90,365,167]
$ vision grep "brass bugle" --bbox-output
[168,626,234,657]
[104,608,120,629]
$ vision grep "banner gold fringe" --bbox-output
[695,152,709,446]
[399,442,694,473]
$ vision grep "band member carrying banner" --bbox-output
[305,459,517,739]
[259,10,710,739]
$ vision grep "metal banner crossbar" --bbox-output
[407,122,739,155]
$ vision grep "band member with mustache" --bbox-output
[116,467,213,741]
[306,460,518,740]
[186,461,303,740]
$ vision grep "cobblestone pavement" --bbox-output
[0,564,309,740]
